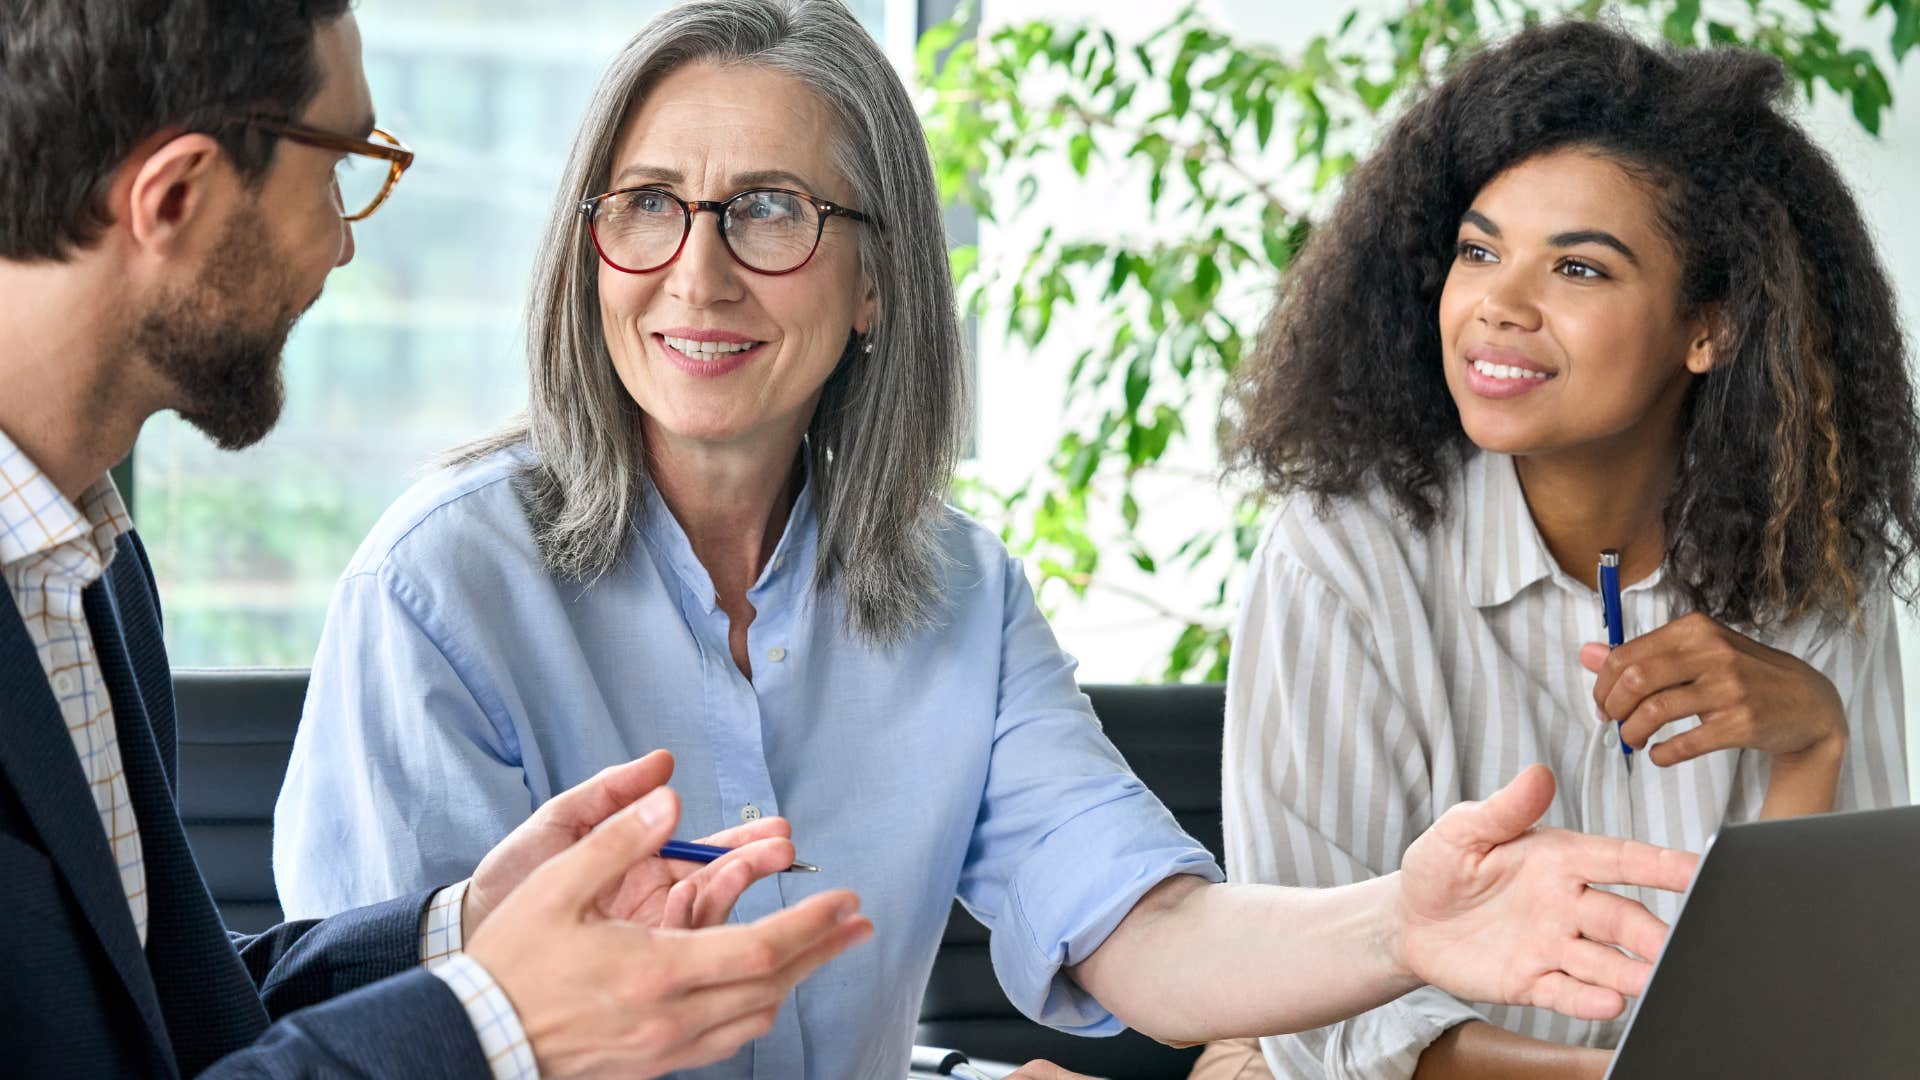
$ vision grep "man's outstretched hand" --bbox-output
[1396,764,1700,1019]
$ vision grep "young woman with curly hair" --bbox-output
[1211,19,1917,1080]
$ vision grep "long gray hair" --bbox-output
[454,0,969,645]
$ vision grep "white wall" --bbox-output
[972,0,1920,796]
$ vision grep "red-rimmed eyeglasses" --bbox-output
[578,186,879,275]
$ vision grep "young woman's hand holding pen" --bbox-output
[1578,612,1847,814]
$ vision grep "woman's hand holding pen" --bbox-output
[465,749,800,934]
[467,784,873,1079]
[1579,612,1845,766]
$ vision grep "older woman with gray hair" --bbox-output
[274,1,1698,1077]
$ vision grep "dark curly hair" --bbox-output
[1224,18,1920,628]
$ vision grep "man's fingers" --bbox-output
[1562,831,1700,895]
[655,977,794,1069]
[1558,937,1654,1000]
[538,751,676,832]
[759,908,875,994]
[664,889,865,988]
[1530,970,1627,1022]
[1574,886,1673,963]
[1443,764,1554,849]
[669,1005,783,1075]
[539,785,679,912]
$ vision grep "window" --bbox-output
[135,0,900,665]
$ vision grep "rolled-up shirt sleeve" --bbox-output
[955,557,1223,1034]
[1223,544,1482,1079]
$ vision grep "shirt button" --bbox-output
[52,673,76,696]
[1604,726,1620,747]
[766,646,787,663]
[740,803,762,822]
[773,555,786,572]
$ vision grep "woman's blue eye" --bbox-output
[741,192,798,221]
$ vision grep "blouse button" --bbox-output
[741,803,762,822]
[766,646,787,663]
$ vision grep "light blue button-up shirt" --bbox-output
[273,445,1221,1080]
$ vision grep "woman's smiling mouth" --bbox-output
[654,329,769,377]
[1464,343,1558,399]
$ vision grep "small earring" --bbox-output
[861,335,875,355]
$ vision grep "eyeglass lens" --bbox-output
[592,189,823,273]
[332,132,400,218]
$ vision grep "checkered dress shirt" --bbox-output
[0,430,533,1077]
[0,439,147,945]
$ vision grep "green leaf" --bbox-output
[1894,0,1920,60]
[915,18,964,81]
[1662,0,1701,45]
[1313,151,1356,192]
[1124,352,1152,414]
[1354,76,1394,112]
[1260,205,1295,270]
[1851,66,1892,133]
[1067,131,1094,175]
[1192,255,1221,305]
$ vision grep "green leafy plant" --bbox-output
[920,0,1917,681]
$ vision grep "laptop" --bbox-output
[1606,803,1920,1077]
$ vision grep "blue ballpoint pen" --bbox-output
[660,839,821,874]
[1599,549,1632,761]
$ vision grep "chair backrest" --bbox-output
[174,669,1226,1079]
[174,668,307,934]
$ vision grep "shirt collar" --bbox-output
[1461,449,1665,608]
[1461,449,1561,609]
[0,427,131,574]
[637,447,818,617]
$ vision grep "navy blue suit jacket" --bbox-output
[0,531,492,1077]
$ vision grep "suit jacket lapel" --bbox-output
[0,587,170,1059]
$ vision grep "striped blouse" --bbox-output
[1222,449,1909,1079]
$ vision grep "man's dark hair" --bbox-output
[0,0,353,261]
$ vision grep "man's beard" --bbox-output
[135,207,306,451]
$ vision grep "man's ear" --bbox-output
[121,132,231,254]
